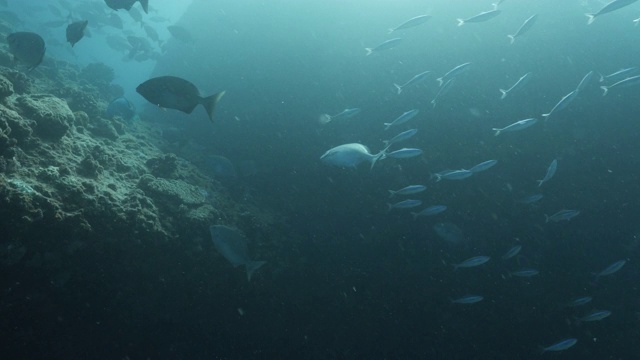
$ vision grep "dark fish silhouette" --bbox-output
[104,0,148,14]
[66,20,88,47]
[6,32,46,71]
[136,76,226,123]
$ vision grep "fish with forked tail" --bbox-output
[136,76,226,124]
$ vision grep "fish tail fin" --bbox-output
[393,83,402,94]
[499,89,507,100]
[387,28,395,35]
[635,18,640,26]
[456,18,465,26]
[492,128,501,136]
[431,99,436,108]
[544,214,549,223]
[201,90,226,124]
[388,190,396,198]
[365,48,373,56]
[371,146,389,170]
[586,13,595,25]
[383,123,392,131]
[600,86,609,96]
[245,260,266,281]
[387,203,393,212]
[411,212,418,220]
[139,0,149,13]
[598,72,605,82]
[507,35,515,44]
[541,113,550,121]
[538,180,544,187]
[436,77,443,86]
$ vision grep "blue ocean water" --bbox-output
[3,0,640,358]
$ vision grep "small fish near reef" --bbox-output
[136,76,226,124]
[107,97,136,121]
[210,225,266,281]
[6,32,46,71]
[66,20,88,47]
[104,0,149,14]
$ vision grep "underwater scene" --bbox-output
[2,0,640,358]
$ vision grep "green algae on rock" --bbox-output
[15,94,73,140]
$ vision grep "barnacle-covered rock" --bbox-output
[138,174,206,206]
[0,74,13,100]
[15,95,73,140]
[146,153,179,178]
[52,85,102,119]
[0,67,32,94]
[0,103,32,143]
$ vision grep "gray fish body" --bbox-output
[320,143,385,169]
[541,338,577,352]
[394,70,431,94]
[575,70,595,93]
[7,32,46,71]
[502,245,522,260]
[388,184,426,198]
[508,14,537,44]
[452,295,483,304]
[365,38,403,56]
[389,14,432,33]
[595,259,626,278]
[386,148,423,159]
[537,159,557,187]
[411,205,447,219]
[587,0,638,24]
[384,109,419,130]
[453,256,490,270]
[437,62,471,86]
[66,20,88,47]
[457,9,501,26]
[136,76,225,123]
[600,75,640,96]
[384,128,418,147]
[468,159,497,173]
[545,209,580,223]
[499,72,532,99]
[434,169,473,181]
[542,90,577,120]
[600,67,639,83]
[493,118,537,136]
[388,199,422,210]
[210,225,266,281]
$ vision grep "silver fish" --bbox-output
[365,38,403,56]
[320,143,386,169]
[537,159,557,187]
[600,67,639,83]
[586,0,638,24]
[502,245,522,260]
[541,338,577,353]
[594,259,626,279]
[411,205,447,219]
[383,128,418,147]
[453,256,491,270]
[492,118,537,136]
[451,295,483,304]
[210,225,266,281]
[507,14,537,44]
[388,14,432,34]
[434,169,473,181]
[575,70,595,93]
[457,9,501,26]
[436,62,472,86]
[566,296,593,307]
[519,194,543,204]
[384,109,419,130]
[388,199,422,211]
[499,72,532,100]
[577,310,611,322]
[431,78,456,108]
[468,159,497,173]
[318,108,361,125]
[542,90,577,121]
[600,75,640,96]
[545,209,580,223]
[388,184,426,198]
[394,70,431,94]
[509,268,539,277]
[385,148,423,159]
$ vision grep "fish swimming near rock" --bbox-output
[210,225,266,281]
[107,97,136,121]
[104,0,149,14]
[6,32,46,71]
[136,76,226,123]
[66,20,88,47]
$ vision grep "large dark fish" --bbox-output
[6,32,46,71]
[104,0,148,14]
[66,20,88,47]
[136,76,226,124]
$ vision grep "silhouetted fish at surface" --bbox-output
[66,20,88,47]
[104,0,148,14]
[210,225,266,281]
[6,32,46,71]
[136,76,226,124]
